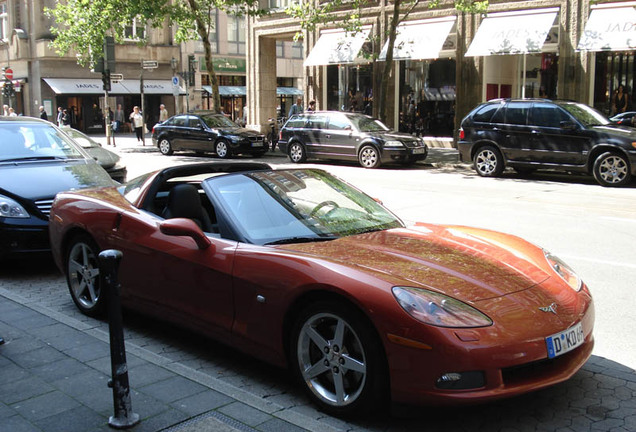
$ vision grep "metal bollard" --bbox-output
[99,249,140,429]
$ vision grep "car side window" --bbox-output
[189,117,202,129]
[285,117,305,128]
[530,104,571,128]
[305,116,327,129]
[504,102,531,125]
[327,115,352,131]
[472,104,501,123]
[172,116,188,127]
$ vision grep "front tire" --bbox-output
[358,145,381,168]
[473,145,504,177]
[290,301,387,416]
[66,234,105,317]
[159,137,173,155]
[593,152,631,187]
[288,142,307,163]
[215,140,231,159]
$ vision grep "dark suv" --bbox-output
[279,111,428,168]
[458,99,636,186]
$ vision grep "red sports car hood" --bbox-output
[278,224,552,302]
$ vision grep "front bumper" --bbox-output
[0,217,50,259]
[383,145,428,163]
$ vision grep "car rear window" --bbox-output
[472,104,501,123]
[285,117,306,128]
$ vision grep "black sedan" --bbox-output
[0,117,114,259]
[62,128,127,182]
[609,111,636,127]
[152,112,267,158]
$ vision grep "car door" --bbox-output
[528,103,591,166]
[322,113,357,160]
[167,115,190,150]
[111,207,236,343]
[186,116,213,152]
[301,115,328,157]
[498,101,533,162]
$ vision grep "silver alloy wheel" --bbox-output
[359,146,379,168]
[67,241,100,310]
[597,155,628,184]
[296,312,367,407]
[475,148,499,175]
[216,141,229,158]
[159,138,172,155]
[289,143,305,163]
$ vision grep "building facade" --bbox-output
[248,0,636,138]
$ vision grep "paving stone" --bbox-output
[4,345,66,369]
[64,340,110,362]
[12,314,58,331]
[0,361,30,385]
[256,417,310,432]
[0,414,42,432]
[30,356,92,383]
[51,368,110,398]
[171,389,233,416]
[127,362,176,387]
[11,391,81,421]
[0,375,54,404]
[33,405,107,432]
[139,375,207,404]
[173,415,244,432]
[130,407,189,432]
[590,418,625,430]
[218,402,273,427]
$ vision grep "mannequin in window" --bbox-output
[613,84,628,115]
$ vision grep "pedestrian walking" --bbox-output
[113,104,125,133]
[61,109,71,127]
[39,106,48,121]
[8,107,17,116]
[159,104,169,123]
[56,106,64,126]
[130,106,145,145]
[3,104,9,116]
[288,97,303,117]
[307,100,316,112]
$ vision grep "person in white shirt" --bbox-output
[129,106,145,145]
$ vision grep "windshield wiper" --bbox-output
[265,235,339,245]
[1,156,67,162]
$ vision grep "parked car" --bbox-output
[609,111,636,127]
[0,117,115,259]
[278,111,428,168]
[458,99,636,187]
[151,112,267,158]
[50,162,593,416]
[62,128,127,182]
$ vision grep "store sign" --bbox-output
[199,57,246,73]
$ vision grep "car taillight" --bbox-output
[459,128,465,140]
[279,130,282,140]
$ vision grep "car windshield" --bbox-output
[205,169,404,245]
[0,123,85,162]
[200,114,239,128]
[347,115,390,132]
[558,102,610,127]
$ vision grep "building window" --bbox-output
[268,0,291,9]
[195,10,218,53]
[227,15,245,55]
[276,41,303,59]
[124,17,146,40]
[0,3,8,41]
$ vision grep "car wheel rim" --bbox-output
[476,150,497,175]
[159,140,170,153]
[297,312,367,407]
[598,156,628,184]
[360,148,378,167]
[217,142,228,157]
[290,144,303,162]
[67,242,100,309]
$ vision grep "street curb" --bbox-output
[0,287,342,432]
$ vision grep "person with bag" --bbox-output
[129,106,145,145]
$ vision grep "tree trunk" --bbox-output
[188,0,220,113]
[378,0,402,123]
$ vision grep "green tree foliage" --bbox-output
[287,0,488,122]
[47,0,263,113]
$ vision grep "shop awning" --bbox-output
[304,26,371,67]
[577,2,636,51]
[202,86,303,97]
[379,17,456,61]
[43,78,185,95]
[465,8,559,57]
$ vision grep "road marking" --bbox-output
[561,255,636,270]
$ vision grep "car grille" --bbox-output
[501,349,576,386]
[34,198,55,218]
[248,136,264,143]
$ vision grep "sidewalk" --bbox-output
[0,288,336,432]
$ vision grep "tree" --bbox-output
[287,0,488,122]
[47,0,263,114]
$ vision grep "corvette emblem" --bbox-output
[539,303,558,314]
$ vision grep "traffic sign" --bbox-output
[172,76,179,86]
[4,68,13,80]
[141,60,158,69]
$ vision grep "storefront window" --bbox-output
[399,59,456,136]
[0,3,8,41]
[325,64,373,114]
[594,51,636,116]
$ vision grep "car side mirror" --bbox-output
[160,218,213,250]
[560,121,578,130]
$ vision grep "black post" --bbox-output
[99,249,140,429]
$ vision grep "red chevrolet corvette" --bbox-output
[49,162,594,415]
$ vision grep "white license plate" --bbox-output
[412,147,426,154]
[251,142,264,147]
[545,322,584,359]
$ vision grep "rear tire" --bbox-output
[215,140,231,159]
[593,152,631,187]
[66,234,106,317]
[473,145,504,177]
[159,138,173,155]
[289,142,307,163]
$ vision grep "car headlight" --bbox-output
[392,286,492,328]
[0,194,30,218]
[228,136,242,143]
[544,250,582,292]
[384,140,404,147]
